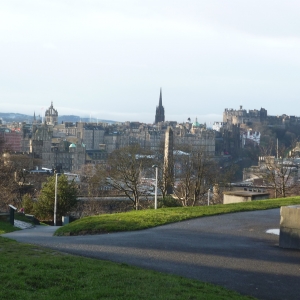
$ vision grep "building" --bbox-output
[51,140,86,172]
[223,106,267,126]
[0,128,22,152]
[241,130,261,147]
[223,191,269,204]
[76,123,105,150]
[19,95,215,171]
[154,88,165,124]
[212,122,226,132]
[45,102,58,126]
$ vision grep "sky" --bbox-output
[1,0,300,124]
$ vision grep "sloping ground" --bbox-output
[55,197,300,236]
[3,209,300,300]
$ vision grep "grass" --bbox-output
[0,212,37,235]
[0,237,255,300]
[3,197,295,299]
[55,196,300,236]
[0,221,20,234]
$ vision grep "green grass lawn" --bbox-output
[0,237,255,300]
[55,196,300,236]
[0,213,36,235]
[0,221,20,234]
[3,197,297,299]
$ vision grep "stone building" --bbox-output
[21,104,86,172]
[50,140,86,172]
[45,102,58,125]
[154,88,165,124]
[18,95,216,171]
[76,123,105,150]
[223,106,267,126]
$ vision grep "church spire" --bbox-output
[154,88,165,124]
[159,88,162,107]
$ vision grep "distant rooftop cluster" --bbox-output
[1,95,215,172]
[1,92,300,174]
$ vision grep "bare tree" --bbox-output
[0,152,42,210]
[173,151,192,206]
[173,147,217,206]
[253,142,299,198]
[106,145,152,210]
[78,164,107,197]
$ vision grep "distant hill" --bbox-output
[0,113,116,124]
[0,113,32,122]
[57,115,116,124]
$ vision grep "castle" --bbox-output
[223,106,300,126]
[223,106,267,125]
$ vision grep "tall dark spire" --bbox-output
[155,88,165,124]
[159,88,162,107]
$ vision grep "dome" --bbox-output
[192,117,200,127]
[69,143,76,148]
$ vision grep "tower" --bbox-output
[163,126,174,195]
[45,102,58,125]
[32,111,37,124]
[154,88,165,124]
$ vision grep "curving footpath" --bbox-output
[3,208,300,300]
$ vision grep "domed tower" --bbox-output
[45,102,58,125]
[192,117,200,128]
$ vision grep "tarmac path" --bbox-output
[3,208,300,300]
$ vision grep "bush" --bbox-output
[21,194,35,215]
[159,196,182,208]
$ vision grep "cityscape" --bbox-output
[1,1,300,299]
[1,90,300,197]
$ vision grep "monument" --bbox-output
[163,126,174,195]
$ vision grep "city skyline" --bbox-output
[1,1,300,124]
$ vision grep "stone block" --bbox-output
[62,216,70,225]
[279,205,300,250]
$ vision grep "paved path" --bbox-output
[3,209,300,300]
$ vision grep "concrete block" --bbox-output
[62,216,70,225]
[279,205,300,250]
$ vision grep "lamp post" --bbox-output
[54,172,60,226]
[152,165,158,210]
[208,188,211,206]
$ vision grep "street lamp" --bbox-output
[208,188,211,206]
[54,172,60,226]
[152,165,158,210]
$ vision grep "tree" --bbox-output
[173,147,217,206]
[0,152,41,210]
[252,142,299,198]
[78,163,107,197]
[22,193,35,214]
[34,174,78,222]
[106,145,152,210]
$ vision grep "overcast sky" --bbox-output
[1,0,300,124]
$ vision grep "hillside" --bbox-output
[0,113,115,124]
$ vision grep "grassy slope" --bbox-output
[55,196,300,236]
[0,221,20,234]
[0,213,35,234]
[0,237,254,300]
